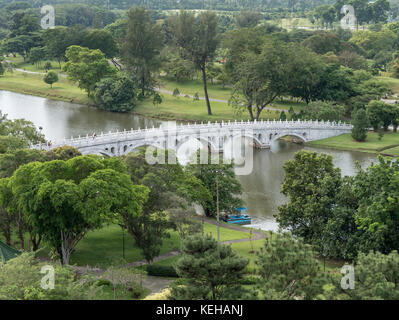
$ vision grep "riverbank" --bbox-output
[0,71,285,122]
[306,132,399,157]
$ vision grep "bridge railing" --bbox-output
[30,119,352,150]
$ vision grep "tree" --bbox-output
[351,108,369,141]
[321,251,399,300]
[123,148,210,263]
[84,29,118,59]
[301,101,345,121]
[355,157,399,254]
[43,71,58,88]
[302,32,342,55]
[9,11,40,37]
[168,234,249,300]
[0,147,81,179]
[0,178,13,245]
[235,10,261,28]
[277,151,342,251]
[370,0,390,24]
[256,233,324,300]
[63,45,116,96]
[10,156,148,265]
[0,252,98,300]
[338,50,368,70]
[289,46,326,104]
[366,100,394,131]
[0,62,4,76]
[228,38,297,120]
[170,10,219,115]
[350,30,396,58]
[0,111,41,145]
[43,26,89,68]
[186,150,243,217]
[29,47,46,68]
[122,7,163,97]
[94,73,138,112]
[163,54,195,82]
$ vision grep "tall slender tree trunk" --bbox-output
[30,233,42,251]
[247,105,254,121]
[255,107,263,121]
[17,209,24,250]
[2,226,11,246]
[201,65,212,116]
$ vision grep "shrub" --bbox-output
[96,279,112,287]
[146,265,179,277]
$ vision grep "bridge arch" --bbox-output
[175,135,218,153]
[123,141,165,155]
[271,132,307,143]
[229,133,263,148]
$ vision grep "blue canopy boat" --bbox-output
[222,207,251,225]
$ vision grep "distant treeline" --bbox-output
[0,0,335,12]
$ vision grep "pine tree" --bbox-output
[168,234,249,300]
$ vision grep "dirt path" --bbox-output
[141,276,173,295]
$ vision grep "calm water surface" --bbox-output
[0,90,378,231]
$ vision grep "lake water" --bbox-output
[0,90,378,231]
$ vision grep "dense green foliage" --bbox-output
[168,234,249,300]
[0,252,98,299]
[7,156,148,264]
[94,73,138,112]
[122,148,210,262]
[43,70,58,88]
[351,108,369,141]
[256,233,323,299]
[186,151,243,217]
[278,151,399,260]
[63,45,116,96]
[122,7,163,97]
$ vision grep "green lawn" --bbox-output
[159,77,233,101]
[69,224,181,267]
[203,221,250,242]
[382,145,399,156]
[307,132,399,155]
[5,55,64,72]
[0,71,92,105]
[230,239,266,272]
[159,77,305,113]
[66,221,250,267]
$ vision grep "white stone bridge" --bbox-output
[31,119,352,157]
